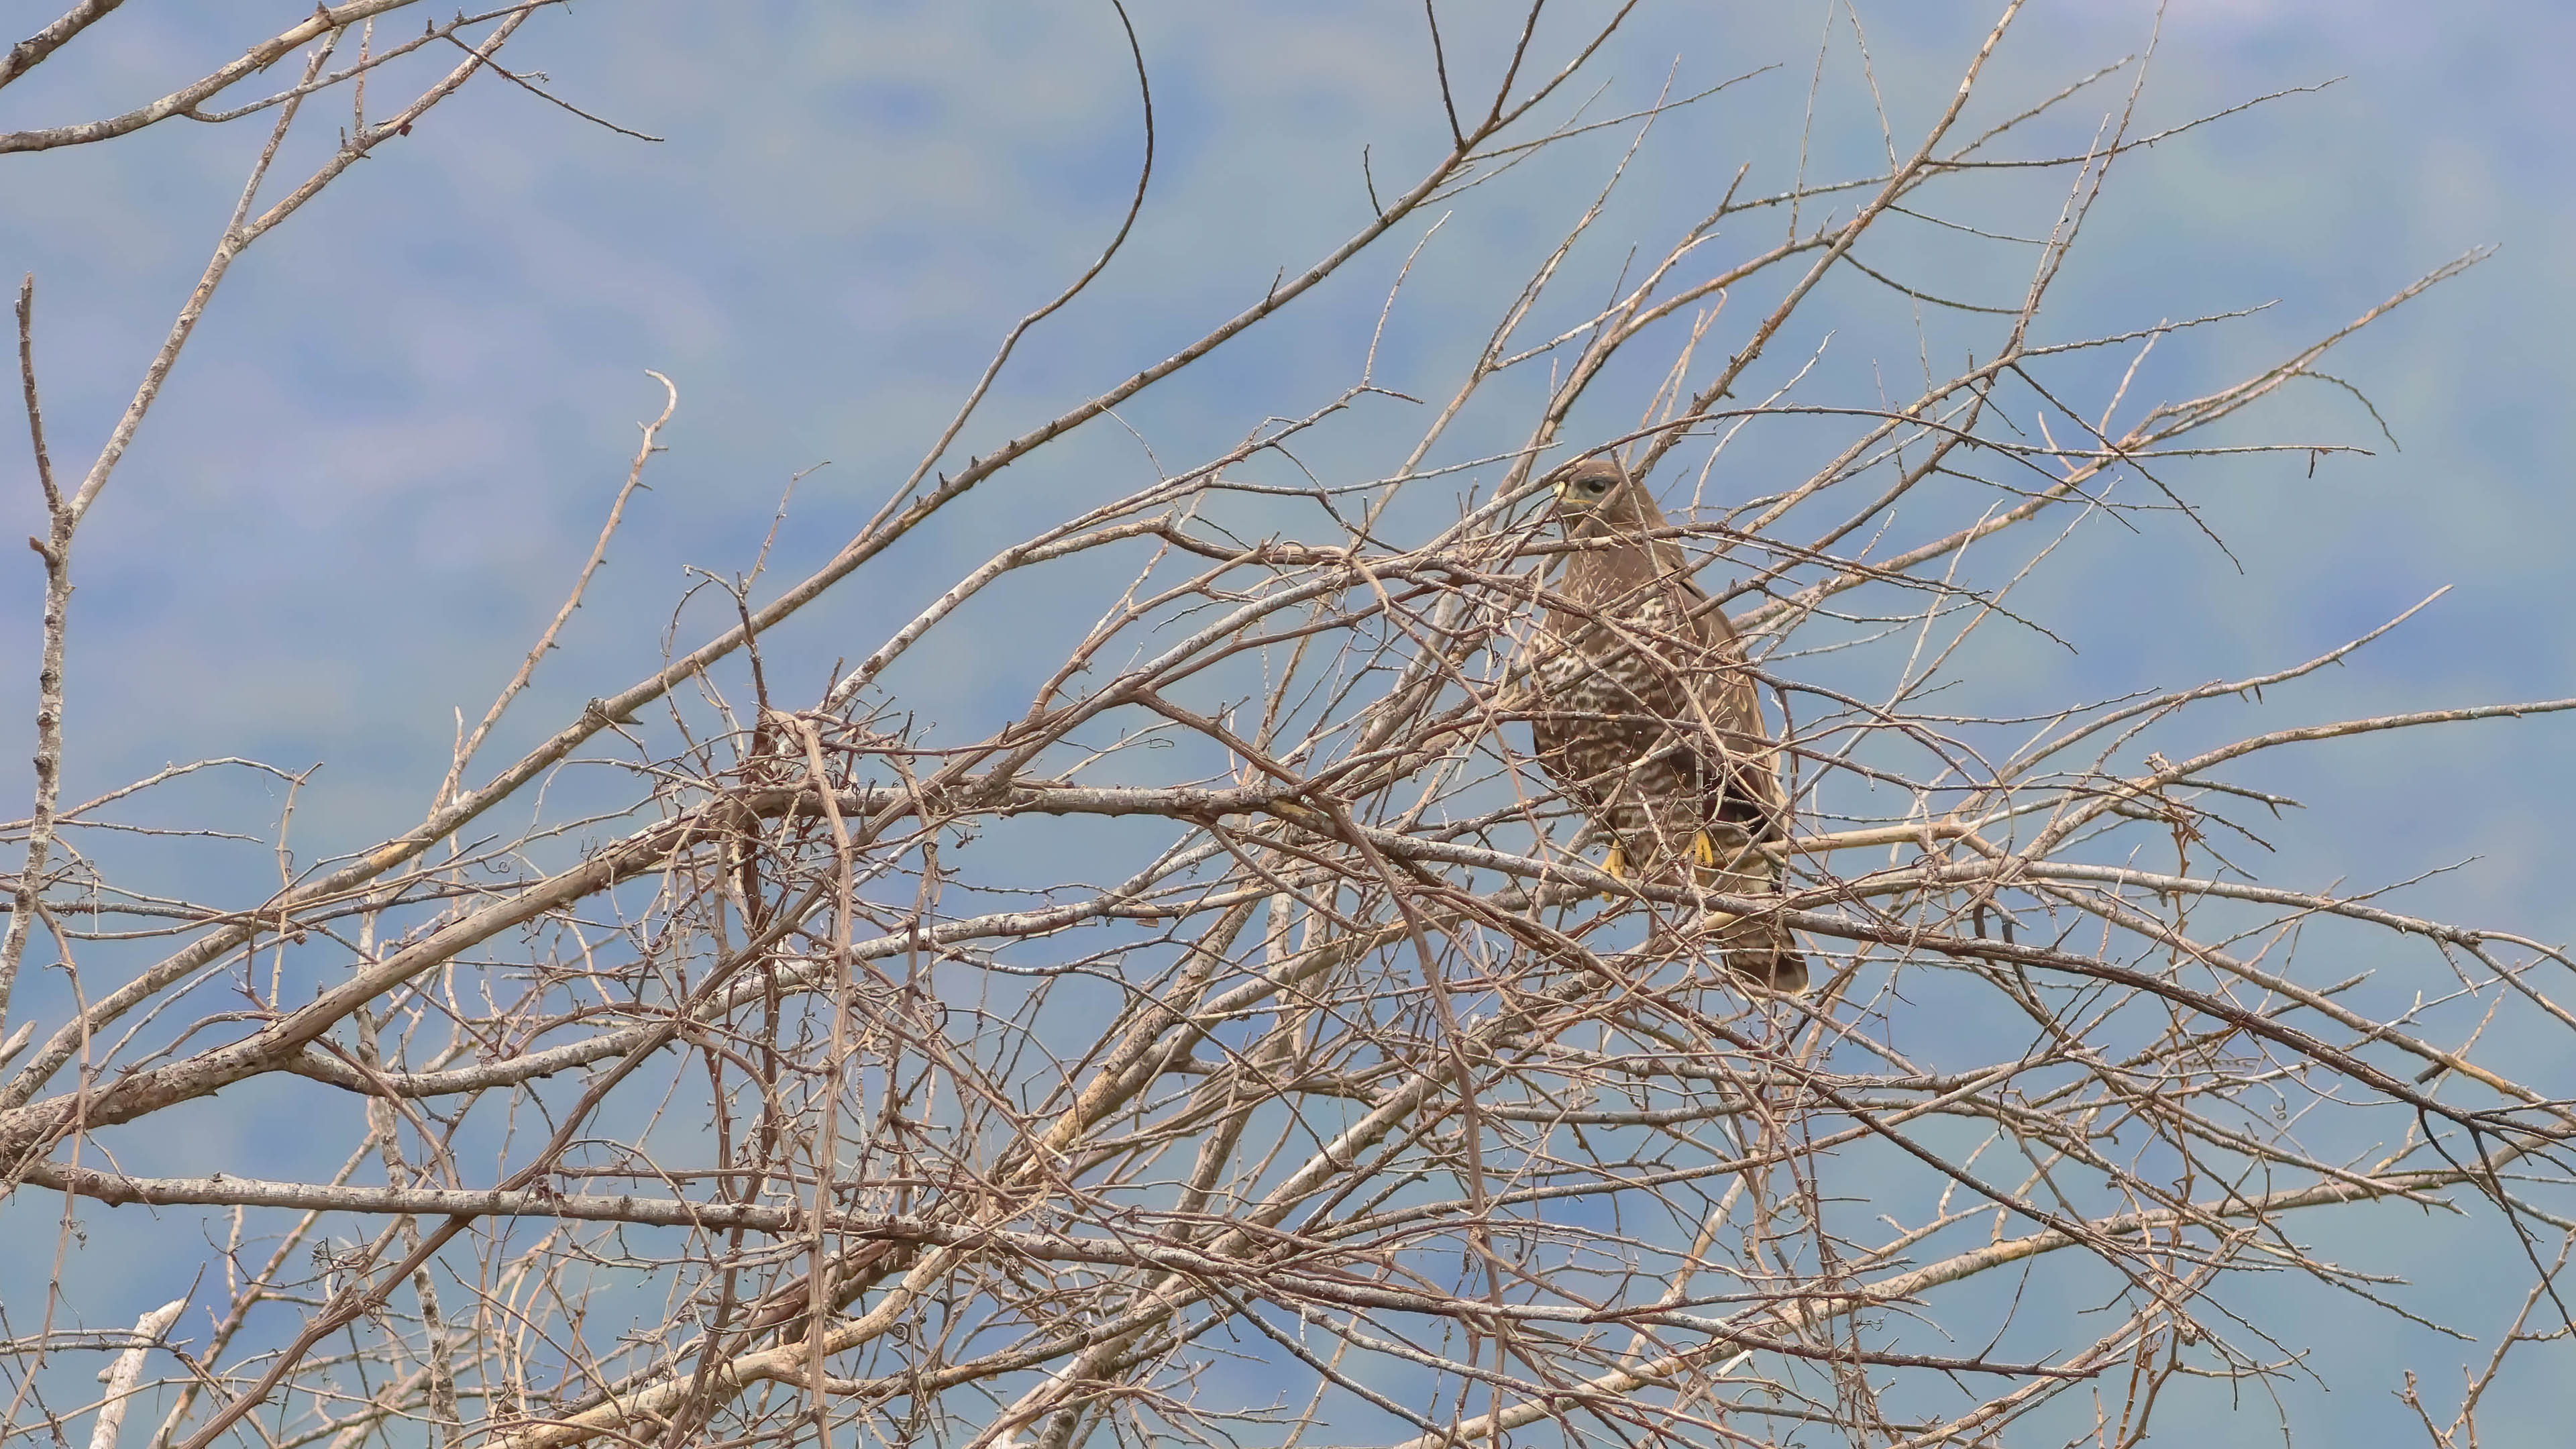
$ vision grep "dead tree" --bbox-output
[2,5,2566,1449]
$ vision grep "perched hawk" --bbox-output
[1524,456,1809,991]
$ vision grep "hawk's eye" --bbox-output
[1581,478,1609,494]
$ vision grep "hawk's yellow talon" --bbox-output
[1599,845,1626,902]
[1692,832,1719,868]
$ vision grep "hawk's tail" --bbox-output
[1689,830,1809,994]
[1716,922,1809,994]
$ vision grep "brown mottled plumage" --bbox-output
[1525,456,1808,991]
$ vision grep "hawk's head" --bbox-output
[1544,456,1653,536]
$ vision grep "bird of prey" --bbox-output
[1523,455,1809,991]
